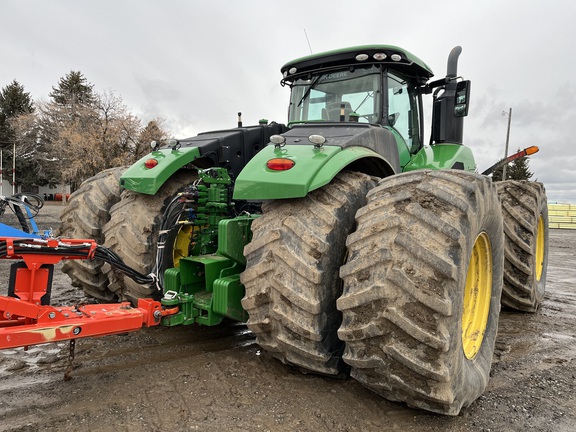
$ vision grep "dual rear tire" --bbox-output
[60,170,197,304]
[241,171,376,375]
[242,169,508,415]
[59,167,124,302]
[496,180,548,312]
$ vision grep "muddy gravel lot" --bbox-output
[1,202,575,431]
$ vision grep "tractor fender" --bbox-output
[403,143,476,172]
[120,147,203,195]
[120,123,288,195]
[233,144,396,200]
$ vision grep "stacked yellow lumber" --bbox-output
[549,203,576,229]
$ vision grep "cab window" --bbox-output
[387,72,420,152]
[289,67,382,124]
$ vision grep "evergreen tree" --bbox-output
[492,148,534,181]
[507,153,534,180]
[49,71,95,106]
[0,81,36,190]
[0,80,34,145]
[492,165,504,182]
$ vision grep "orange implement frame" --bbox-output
[0,237,178,350]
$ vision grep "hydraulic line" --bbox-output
[0,238,156,287]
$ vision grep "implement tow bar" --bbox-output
[0,237,178,351]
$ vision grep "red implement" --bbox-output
[0,237,177,350]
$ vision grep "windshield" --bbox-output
[288,67,382,124]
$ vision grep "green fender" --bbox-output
[233,144,394,200]
[120,147,201,195]
[403,144,477,172]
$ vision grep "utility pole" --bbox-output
[502,108,512,180]
[12,142,16,195]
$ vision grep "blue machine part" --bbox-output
[24,205,40,235]
[0,222,40,238]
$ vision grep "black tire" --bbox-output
[102,171,196,304]
[241,171,376,375]
[59,167,124,302]
[337,170,504,415]
[496,180,548,312]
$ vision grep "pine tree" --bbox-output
[507,153,534,180]
[49,71,95,106]
[492,165,504,182]
[492,149,534,181]
[0,80,34,145]
[0,81,37,190]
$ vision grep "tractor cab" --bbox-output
[282,45,434,153]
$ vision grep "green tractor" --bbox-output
[60,45,548,415]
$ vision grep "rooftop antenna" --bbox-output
[304,29,313,54]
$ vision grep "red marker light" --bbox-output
[145,158,159,169]
[267,158,295,171]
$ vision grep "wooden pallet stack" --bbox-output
[548,203,576,229]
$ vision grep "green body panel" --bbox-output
[160,215,258,327]
[213,275,248,322]
[120,147,201,195]
[218,216,260,265]
[386,127,412,169]
[233,144,388,200]
[403,144,476,172]
[161,255,231,326]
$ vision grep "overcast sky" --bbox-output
[1,0,574,202]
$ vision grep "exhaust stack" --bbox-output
[431,46,467,145]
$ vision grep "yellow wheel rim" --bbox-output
[172,225,193,267]
[462,233,493,360]
[535,215,545,282]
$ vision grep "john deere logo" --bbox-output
[326,72,348,80]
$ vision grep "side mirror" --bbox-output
[454,80,471,117]
[388,112,400,127]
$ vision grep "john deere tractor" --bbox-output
[60,45,548,415]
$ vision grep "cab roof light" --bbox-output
[355,53,369,61]
[267,158,295,171]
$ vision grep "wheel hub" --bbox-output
[535,215,545,282]
[462,232,492,360]
[173,225,193,267]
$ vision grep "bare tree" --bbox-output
[8,73,172,190]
